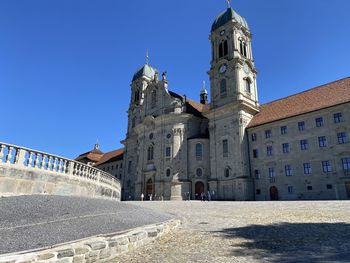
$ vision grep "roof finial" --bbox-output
[146,49,149,65]
[226,0,231,8]
[94,139,99,150]
[202,80,206,89]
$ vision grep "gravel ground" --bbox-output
[0,195,174,254]
[115,201,350,263]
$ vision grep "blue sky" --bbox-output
[1,0,349,158]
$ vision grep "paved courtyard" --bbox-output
[116,201,350,263]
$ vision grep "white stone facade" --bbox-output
[118,7,350,201]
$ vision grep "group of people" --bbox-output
[140,190,216,201]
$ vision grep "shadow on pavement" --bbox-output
[217,222,350,263]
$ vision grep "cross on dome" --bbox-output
[226,0,231,8]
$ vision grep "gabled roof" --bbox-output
[94,148,125,166]
[248,77,350,128]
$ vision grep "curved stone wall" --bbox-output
[0,142,121,200]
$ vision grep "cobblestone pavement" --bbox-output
[115,201,350,263]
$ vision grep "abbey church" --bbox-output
[77,5,350,201]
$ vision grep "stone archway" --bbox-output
[270,186,279,201]
[146,178,154,200]
[195,181,205,200]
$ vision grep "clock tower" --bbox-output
[205,4,259,201]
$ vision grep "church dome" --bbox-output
[132,64,157,81]
[211,8,249,32]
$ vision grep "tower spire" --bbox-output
[226,0,231,8]
[146,49,149,65]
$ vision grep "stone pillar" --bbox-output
[16,149,27,167]
[170,182,182,200]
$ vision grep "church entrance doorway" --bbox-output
[345,182,350,199]
[146,178,154,200]
[270,186,279,201]
[195,181,204,200]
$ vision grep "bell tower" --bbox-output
[209,1,259,110]
[205,2,259,201]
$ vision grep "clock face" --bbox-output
[243,63,250,74]
[220,30,225,36]
[219,64,227,74]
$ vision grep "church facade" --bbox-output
[78,6,350,201]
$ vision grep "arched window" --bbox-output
[219,42,223,58]
[147,144,154,161]
[166,168,171,177]
[239,39,247,57]
[220,79,227,98]
[224,167,230,178]
[134,89,140,103]
[151,90,157,108]
[245,78,251,93]
[196,168,203,177]
[195,143,203,160]
[218,40,228,58]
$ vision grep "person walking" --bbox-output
[207,191,211,201]
[141,193,144,201]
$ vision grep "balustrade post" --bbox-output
[66,161,73,175]
[5,147,14,164]
[27,152,33,167]
[97,171,101,183]
[57,159,63,173]
[34,153,40,168]
[16,149,27,167]
[41,155,46,170]
[0,145,5,164]
[53,157,58,172]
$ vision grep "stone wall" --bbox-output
[0,142,121,200]
[0,219,180,263]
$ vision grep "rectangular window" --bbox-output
[254,170,260,180]
[318,136,327,147]
[111,165,114,170]
[303,163,312,174]
[127,161,132,174]
[116,165,119,170]
[253,149,258,158]
[307,186,313,191]
[165,146,171,158]
[285,165,292,176]
[282,143,290,153]
[298,121,305,131]
[256,189,261,195]
[315,117,324,127]
[327,184,333,190]
[265,130,272,139]
[266,146,273,156]
[334,113,343,123]
[251,133,257,142]
[196,143,203,160]
[342,158,350,171]
[300,140,309,150]
[288,186,294,194]
[223,139,228,157]
[338,132,347,144]
[280,126,287,135]
[322,161,332,173]
[120,163,123,169]
[269,167,276,183]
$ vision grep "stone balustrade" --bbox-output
[0,142,121,200]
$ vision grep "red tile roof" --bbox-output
[248,77,350,128]
[94,148,124,166]
[75,148,104,162]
